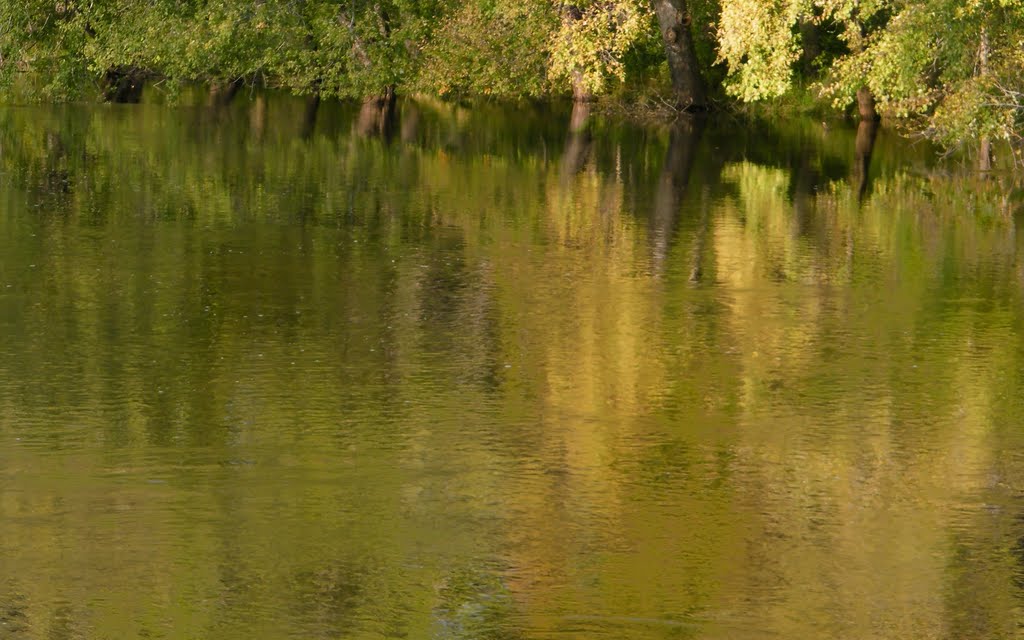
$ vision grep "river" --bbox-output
[0,95,1022,639]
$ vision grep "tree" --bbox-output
[0,0,94,99]
[716,0,890,119]
[714,0,1024,157]
[416,0,555,99]
[651,0,708,109]
[550,0,653,100]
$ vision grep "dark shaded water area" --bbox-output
[2,94,1024,639]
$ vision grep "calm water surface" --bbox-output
[1,96,1024,639]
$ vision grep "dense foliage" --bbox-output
[2,0,1024,154]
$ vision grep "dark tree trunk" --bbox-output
[651,0,706,111]
[102,67,144,103]
[798,19,820,77]
[560,101,593,180]
[300,93,321,139]
[854,118,879,201]
[650,115,704,275]
[856,86,879,121]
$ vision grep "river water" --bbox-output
[1,96,1023,639]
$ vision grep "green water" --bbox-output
[1,96,1023,639]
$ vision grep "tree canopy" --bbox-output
[2,0,1024,153]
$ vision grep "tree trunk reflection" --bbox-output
[357,88,397,140]
[651,115,704,276]
[301,94,321,140]
[560,101,593,180]
[854,119,879,203]
[249,94,267,143]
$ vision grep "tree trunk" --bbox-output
[798,19,820,77]
[651,0,706,111]
[856,86,878,121]
[562,4,594,102]
[571,71,592,103]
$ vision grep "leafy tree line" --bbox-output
[2,0,1024,162]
